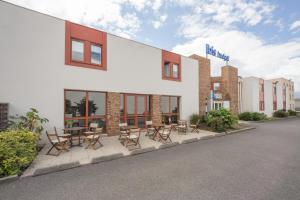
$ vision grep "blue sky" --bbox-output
[6,0,300,97]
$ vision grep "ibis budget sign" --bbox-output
[206,44,229,62]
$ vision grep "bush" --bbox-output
[288,109,297,116]
[0,130,38,177]
[239,112,267,121]
[252,112,267,121]
[207,108,238,132]
[273,110,288,118]
[238,112,253,121]
[189,114,201,125]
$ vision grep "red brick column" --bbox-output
[151,95,162,124]
[106,92,120,136]
[221,66,238,114]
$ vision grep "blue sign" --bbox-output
[206,44,229,62]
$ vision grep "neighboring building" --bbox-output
[239,77,295,116]
[0,1,199,135]
[295,99,300,111]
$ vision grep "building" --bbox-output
[240,77,295,116]
[295,99,300,111]
[0,1,200,135]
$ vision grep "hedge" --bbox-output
[239,112,267,121]
[0,130,38,177]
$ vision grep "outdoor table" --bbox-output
[151,124,164,140]
[64,127,86,147]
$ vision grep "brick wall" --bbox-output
[221,66,239,114]
[106,92,120,136]
[151,95,162,124]
[189,55,211,115]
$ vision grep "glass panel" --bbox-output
[88,92,106,116]
[72,40,84,62]
[120,116,125,123]
[127,96,135,114]
[161,96,169,113]
[88,118,106,130]
[173,64,178,78]
[64,119,85,128]
[91,44,101,65]
[170,97,178,113]
[162,115,170,124]
[65,91,86,117]
[137,96,145,114]
[164,62,170,77]
[120,94,124,116]
[127,118,135,126]
[138,117,145,128]
[213,83,220,91]
[170,115,178,123]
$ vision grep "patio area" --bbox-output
[22,129,217,177]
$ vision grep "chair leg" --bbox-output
[46,145,61,156]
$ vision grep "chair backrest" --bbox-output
[46,129,60,144]
[119,123,128,128]
[90,123,98,129]
[178,120,187,126]
[146,120,153,126]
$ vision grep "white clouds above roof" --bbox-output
[290,20,300,31]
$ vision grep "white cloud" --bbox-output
[290,20,300,31]
[152,14,168,29]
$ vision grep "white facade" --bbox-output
[0,2,199,131]
[240,76,295,116]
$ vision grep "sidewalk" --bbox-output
[22,129,216,177]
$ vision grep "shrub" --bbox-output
[238,112,253,121]
[207,108,238,132]
[288,109,297,116]
[189,114,201,125]
[273,110,288,118]
[239,112,267,121]
[252,112,267,121]
[0,130,38,177]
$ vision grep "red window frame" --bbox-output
[120,93,151,128]
[65,21,107,70]
[64,89,107,129]
[162,50,181,81]
[161,96,180,124]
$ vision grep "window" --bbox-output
[64,90,106,129]
[120,94,151,128]
[213,82,220,91]
[160,96,180,124]
[71,40,84,62]
[162,50,181,81]
[259,80,264,111]
[65,21,107,70]
[213,102,223,110]
[91,44,102,65]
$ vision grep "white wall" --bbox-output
[264,80,273,116]
[241,77,259,113]
[0,2,199,132]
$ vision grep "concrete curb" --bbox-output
[33,161,80,176]
[130,147,156,156]
[199,135,215,140]
[182,138,198,144]
[215,132,226,137]
[91,153,124,164]
[0,175,18,185]
[159,142,179,149]
[226,127,256,134]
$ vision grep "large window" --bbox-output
[64,90,106,129]
[162,50,181,81]
[161,96,180,124]
[120,94,151,128]
[65,21,107,70]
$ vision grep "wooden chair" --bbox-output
[119,122,129,140]
[84,123,103,150]
[159,126,172,143]
[177,120,188,134]
[125,128,141,150]
[46,128,70,156]
[145,120,155,137]
[190,119,201,133]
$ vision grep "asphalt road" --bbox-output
[1,118,300,200]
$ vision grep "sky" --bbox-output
[6,0,300,97]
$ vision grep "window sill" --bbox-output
[162,76,181,82]
[66,61,107,71]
